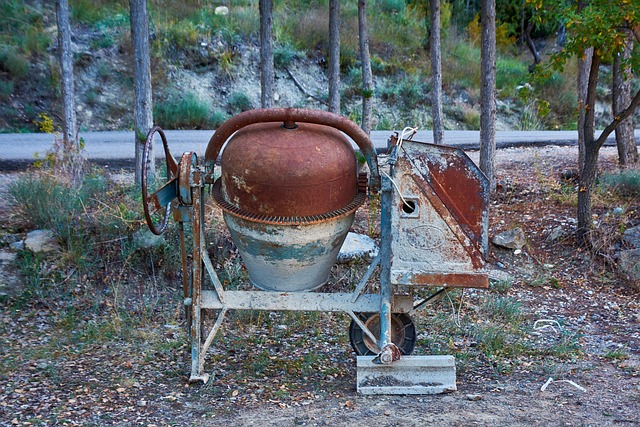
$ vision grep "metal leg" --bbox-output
[189,181,209,383]
[375,175,400,364]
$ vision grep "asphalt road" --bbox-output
[1,129,638,171]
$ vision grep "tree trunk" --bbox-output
[577,48,593,175]
[328,0,340,114]
[524,21,541,71]
[130,0,154,186]
[56,0,76,147]
[429,0,444,145]
[613,31,638,166]
[577,49,640,244]
[358,0,373,136]
[260,0,274,108]
[479,0,496,193]
[56,0,84,186]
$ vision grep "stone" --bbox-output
[9,241,24,251]
[546,226,565,243]
[622,226,640,249]
[492,227,526,250]
[618,249,640,282]
[24,230,60,253]
[337,232,379,263]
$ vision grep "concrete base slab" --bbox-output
[356,355,457,395]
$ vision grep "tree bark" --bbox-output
[577,50,640,243]
[130,0,154,186]
[328,0,340,114]
[429,0,444,145]
[612,31,638,166]
[56,0,77,148]
[56,0,83,186]
[260,0,274,108]
[577,47,593,175]
[479,0,497,193]
[358,0,373,136]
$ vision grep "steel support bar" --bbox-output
[200,290,383,312]
[378,175,394,352]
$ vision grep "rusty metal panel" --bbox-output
[390,140,489,288]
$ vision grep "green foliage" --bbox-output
[0,79,14,100]
[274,43,302,69]
[0,47,31,80]
[379,73,430,110]
[154,92,213,129]
[227,91,253,114]
[531,0,640,69]
[70,0,127,25]
[599,169,640,197]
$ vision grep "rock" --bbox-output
[9,241,25,251]
[622,226,640,249]
[546,226,565,242]
[618,249,640,282]
[24,230,60,253]
[466,394,482,401]
[337,232,378,262]
[215,6,229,15]
[0,250,21,296]
[492,227,526,250]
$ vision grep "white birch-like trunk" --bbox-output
[130,0,154,185]
[429,0,444,145]
[328,0,341,114]
[260,0,274,108]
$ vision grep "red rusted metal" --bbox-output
[220,122,358,218]
[204,108,380,192]
[141,126,176,235]
[389,139,489,289]
[393,272,489,288]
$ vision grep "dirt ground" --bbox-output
[1,145,639,426]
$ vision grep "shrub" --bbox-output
[0,47,30,80]
[600,169,640,197]
[154,92,212,129]
[227,91,253,114]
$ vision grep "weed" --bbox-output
[0,79,13,101]
[0,47,30,80]
[154,92,212,129]
[227,91,253,114]
[599,169,640,198]
[274,44,301,69]
[490,278,514,294]
[379,73,430,111]
[481,295,524,324]
[604,348,628,361]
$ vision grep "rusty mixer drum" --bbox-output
[212,120,366,292]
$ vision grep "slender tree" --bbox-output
[479,0,497,193]
[56,0,84,185]
[260,0,274,108]
[358,0,373,135]
[612,30,638,166]
[129,0,154,185]
[328,0,341,114]
[56,0,76,149]
[429,0,444,145]
[532,0,640,243]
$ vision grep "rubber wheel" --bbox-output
[349,312,416,356]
